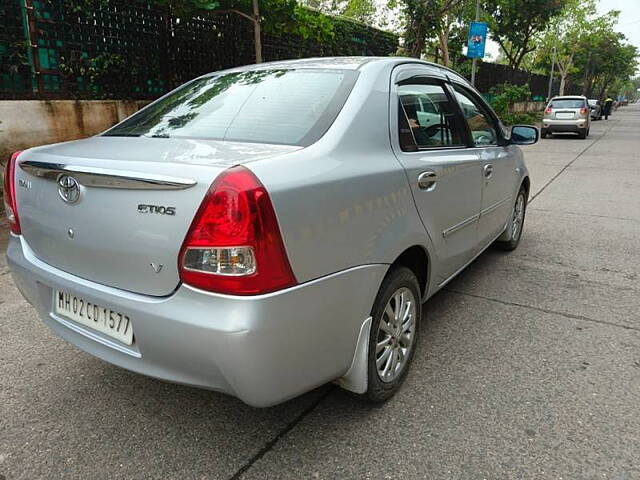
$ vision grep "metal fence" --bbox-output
[474,61,580,99]
[0,0,398,100]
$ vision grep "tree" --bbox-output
[434,0,475,66]
[298,0,394,29]
[535,2,638,98]
[341,0,378,25]
[537,0,604,95]
[590,41,638,100]
[574,28,624,97]
[482,0,567,70]
[399,0,467,60]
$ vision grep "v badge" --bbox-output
[150,262,163,273]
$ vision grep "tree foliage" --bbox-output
[535,0,638,98]
[299,0,392,29]
[397,0,467,60]
[482,0,568,69]
[536,0,602,95]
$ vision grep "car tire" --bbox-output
[495,186,527,251]
[540,129,548,138]
[361,266,421,403]
[578,128,587,139]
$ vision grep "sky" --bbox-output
[597,0,640,56]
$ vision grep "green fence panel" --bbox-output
[0,0,398,100]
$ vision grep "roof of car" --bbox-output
[202,56,468,82]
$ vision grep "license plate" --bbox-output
[556,112,574,119]
[54,290,133,345]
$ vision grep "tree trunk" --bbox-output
[597,79,611,101]
[555,53,574,97]
[559,73,566,96]
[252,0,262,63]
[495,38,518,69]
[405,18,426,58]
[581,57,591,96]
[437,30,450,67]
[585,76,595,99]
[513,46,534,71]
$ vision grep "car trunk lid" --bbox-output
[15,136,299,296]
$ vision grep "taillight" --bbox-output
[179,166,297,295]
[580,107,588,115]
[545,107,553,115]
[3,151,22,235]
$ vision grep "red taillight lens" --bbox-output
[179,165,297,295]
[580,107,588,115]
[3,151,22,234]
[545,107,553,115]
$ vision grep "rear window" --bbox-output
[104,69,358,146]
[549,99,586,109]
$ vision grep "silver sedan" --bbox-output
[5,57,536,406]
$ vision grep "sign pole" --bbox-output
[470,0,481,86]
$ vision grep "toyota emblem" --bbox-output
[57,175,81,204]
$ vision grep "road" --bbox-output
[1,106,639,480]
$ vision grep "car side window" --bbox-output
[452,86,498,147]
[398,83,466,151]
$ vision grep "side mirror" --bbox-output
[510,125,538,145]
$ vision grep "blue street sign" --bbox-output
[467,21,488,59]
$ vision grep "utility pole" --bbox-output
[470,0,481,86]
[547,45,556,100]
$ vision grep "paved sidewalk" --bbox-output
[1,106,638,479]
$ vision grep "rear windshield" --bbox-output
[550,99,585,109]
[104,69,358,146]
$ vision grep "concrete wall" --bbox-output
[0,100,148,161]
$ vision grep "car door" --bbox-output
[390,70,483,284]
[451,83,516,247]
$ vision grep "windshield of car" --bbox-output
[104,69,358,146]
[588,99,598,106]
[549,99,585,109]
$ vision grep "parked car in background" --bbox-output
[588,99,602,120]
[5,57,537,407]
[541,96,591,139]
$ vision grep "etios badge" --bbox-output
[58,175,80,204]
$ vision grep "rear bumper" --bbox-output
[542,118,588,132]
[7,234,386,407]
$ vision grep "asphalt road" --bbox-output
[1,106,639,480]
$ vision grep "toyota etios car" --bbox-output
[5,58,536,407]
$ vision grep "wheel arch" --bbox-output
[388,245,430,300]
[521,175,531,199]
[337,246,429,396]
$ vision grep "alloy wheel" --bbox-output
[511,193,525,241]
[375,287,416,383]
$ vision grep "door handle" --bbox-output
[484,164,494,179]
[417,170,438,191]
